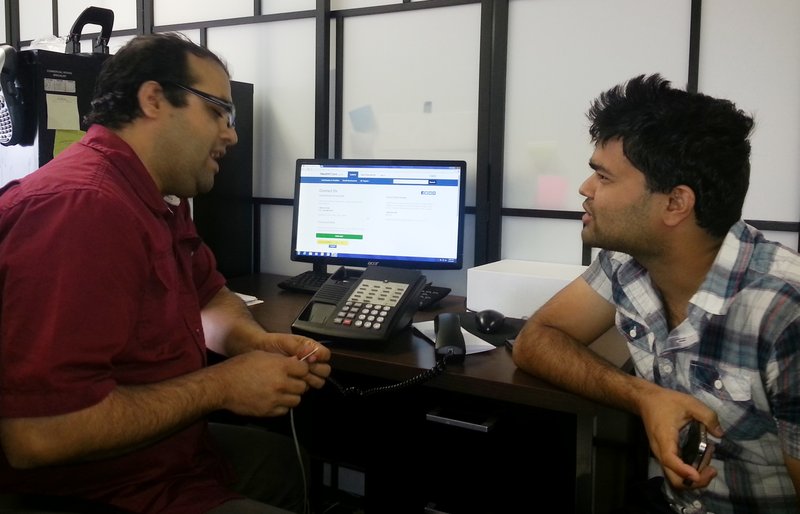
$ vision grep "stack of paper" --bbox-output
[412,320,495,355]
[234,292,263,306]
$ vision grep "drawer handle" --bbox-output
[425,408,497,433]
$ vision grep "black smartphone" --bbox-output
[679,420,713,470]
[504,338,515,351]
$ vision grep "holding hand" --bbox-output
[214,350,324,417]
[255,333,332,390]
[637,386,723,489]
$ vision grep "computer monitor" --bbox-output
[290,158,466,274]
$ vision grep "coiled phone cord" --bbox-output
[325,351,457,398]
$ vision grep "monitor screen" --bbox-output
[290,158,466,271]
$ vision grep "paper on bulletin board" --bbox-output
[46,93,80,130]
[53,130,85,157]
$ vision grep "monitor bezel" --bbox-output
[289,158,467,272]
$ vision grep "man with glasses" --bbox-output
[0,33,330,513]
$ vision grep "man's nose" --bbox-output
[223,125,238,146]
[578,175,594,198]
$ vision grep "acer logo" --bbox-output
[368,261,380,266]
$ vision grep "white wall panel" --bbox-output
[699,0,800,223]
[341,4,481,206]
[502,0,692,264]
[105,34,137,53]
[262,0,315,14]
[0,144,39,186]
[504,0,691,215]
[1,2,7,44]
[333,0,399,9]
[154,0,252,26]
[502,217,584,265]
[157,29,202,47]
[207,20,316,199]
[762,231,798,251]
[20,0,54,41]
[58,0,137,36]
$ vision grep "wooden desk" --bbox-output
[227,274,640,514]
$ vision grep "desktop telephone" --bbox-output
[291,265,427,342]
[0,45,26,146]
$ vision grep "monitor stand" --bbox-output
[277,263,361,294]
[327,264,363,282]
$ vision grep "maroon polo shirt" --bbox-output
[0,125,238,513]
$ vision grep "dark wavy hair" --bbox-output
[84,33,229,129]
[587,74,754,238]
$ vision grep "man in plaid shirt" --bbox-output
[513,74,799,514]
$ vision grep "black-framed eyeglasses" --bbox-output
[164,82,236,128]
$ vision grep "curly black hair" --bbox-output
[588,74,754,238]
[84,33,229,129]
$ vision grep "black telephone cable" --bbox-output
[325,351,459,398]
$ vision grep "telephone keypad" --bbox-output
[332,279,410,332]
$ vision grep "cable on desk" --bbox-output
[325,354,455,398]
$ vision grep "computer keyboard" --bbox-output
[277,270,332,294]
[278,271,451,310]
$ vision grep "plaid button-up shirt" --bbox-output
[584,221,800,514]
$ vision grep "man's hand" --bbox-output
[200,287,331,389]
[511,277,727,491]
[212,350,320,417]
[250,333,332,391]
[637,387,723,489]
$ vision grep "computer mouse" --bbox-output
[475,309,505,334]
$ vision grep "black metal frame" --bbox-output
[3,0,798,265]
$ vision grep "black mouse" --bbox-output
[475,309,505,334]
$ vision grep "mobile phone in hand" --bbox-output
[680,420,714,474]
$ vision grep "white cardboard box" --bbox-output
[466,259,631,369]
[466,259,587,319]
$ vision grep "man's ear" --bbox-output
[136,80,164,120]
[663,185,696,227]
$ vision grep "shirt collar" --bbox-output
[689,221,753,316]
[610,221,752,318]
[81,125,174,216]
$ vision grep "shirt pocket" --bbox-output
[689,361,770,441]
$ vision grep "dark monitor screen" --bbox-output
[290,158,466,271]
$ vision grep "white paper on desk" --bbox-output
[234,292,263,306]
[412,320,496,355]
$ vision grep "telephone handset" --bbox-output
[0,45,26,146]
[291,265,427,342]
